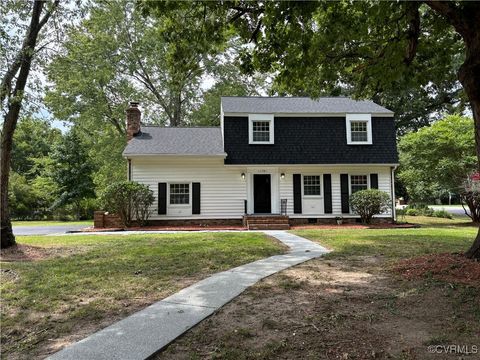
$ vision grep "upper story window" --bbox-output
[303,175,321,196]
[249,114,274,144]
[170,183,190,205]
[346,114,372,145]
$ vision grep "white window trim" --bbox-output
[249,114,274,145]
[168,182,191,207]
[346,114,372,145]
[302,174,323,198]
[348,174,369,196]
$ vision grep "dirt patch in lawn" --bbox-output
[0,244,85,262]
[393,253,480,287]
[156,256,480,360]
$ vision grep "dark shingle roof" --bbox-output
[221,96,393,115]
[123,127,225,156]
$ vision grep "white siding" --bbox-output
[131,157,246,220]
[277,165,393,217]
[130,158,394,219]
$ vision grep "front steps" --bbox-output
[243,215,290,230]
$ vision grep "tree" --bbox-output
[50,129,95,220]
[1,0,59,248]
[398,115,476,209]
[145,1,480,259]
[46,0,229,129]
[11,117,61,178]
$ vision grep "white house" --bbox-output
[122,97,398,229]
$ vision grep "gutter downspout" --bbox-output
[391,165,397,222]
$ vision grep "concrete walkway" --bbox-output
[48,231,329,360]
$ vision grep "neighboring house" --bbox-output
[122,97,398,228]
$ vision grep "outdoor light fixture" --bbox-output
[281,173,285,179]
[241,173,246,179]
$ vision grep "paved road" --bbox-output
[13,224,88,236]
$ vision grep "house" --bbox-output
[122,97,398,229]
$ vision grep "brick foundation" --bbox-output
[289,217,393,225]
[94,211,123,228]
[147,219,243,227]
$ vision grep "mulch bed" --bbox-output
[80,222,417,233]
[393,253,480,287]
[291,223,418,230]
[77,225,247,232]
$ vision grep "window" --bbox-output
[252,121,270,142]
[350,175,368,194]
[249,114,274,144]
[170,183,189,204]
[303,175,321,196]
[350,121,368,142]
[346,114,372,144]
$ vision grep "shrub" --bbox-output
[100,181,154,226]
[349,189,391,224]
[433,209,453,219]
[405,208,418,216]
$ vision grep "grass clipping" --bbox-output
[394,253,480,287]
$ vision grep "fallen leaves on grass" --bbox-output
[394,253,480,287]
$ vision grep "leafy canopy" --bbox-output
[398,115,475,202]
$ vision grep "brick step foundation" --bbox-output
[244,215,290,230]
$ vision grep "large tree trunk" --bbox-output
[458,39,480,259]
[425,1,480,259]
[1,1,57,248]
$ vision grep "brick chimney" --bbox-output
[126,101,141,141]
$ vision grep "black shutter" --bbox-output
[158,183,167,215]
[370,174,379,189]
[323,174,332,214]
[293,174,302,214]
[192,182,201,214]
[340,174,349,214]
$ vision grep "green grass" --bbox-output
[1,232,284,358]
[292,216,477,259]
[12,220,93,227]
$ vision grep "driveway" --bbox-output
[13,224,88,236]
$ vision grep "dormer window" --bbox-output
[346,114,372,145]
[249,114,274,144]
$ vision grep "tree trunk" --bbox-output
[1,1,57,248]
[458,38,480,259]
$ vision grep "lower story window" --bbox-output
[170,183,189,204]
[351,175,368,194]
[304,175,321,195]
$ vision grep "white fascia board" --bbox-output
[123,153,227,158]
[224,112,394,117]
[223,163,399,167]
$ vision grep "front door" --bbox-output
[254,174,271,213]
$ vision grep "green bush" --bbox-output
[433,209,453,219]
[405,208,418,216]
[349,189,391,224]
[100,181,154,226]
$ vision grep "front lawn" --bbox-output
[292,215,476,259]
[0,232,284,359]
[157,217,479,360]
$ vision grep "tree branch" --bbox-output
[404,2,420,65]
